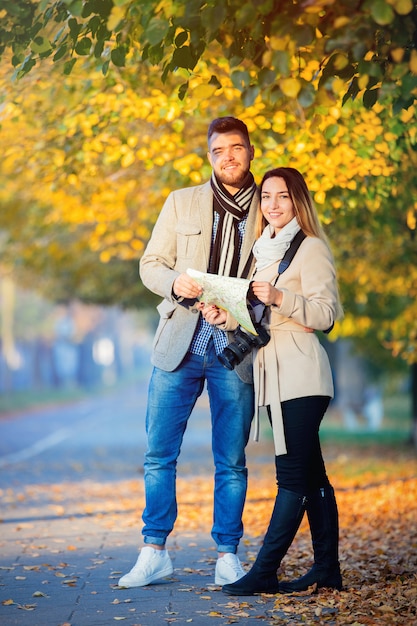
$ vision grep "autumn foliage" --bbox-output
[0,1,416,365]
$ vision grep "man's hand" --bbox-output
[173,273,203,299]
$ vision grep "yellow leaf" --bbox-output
[392,0,413,14]
[314,190,326,204]
[358,74,369,90]
[390,47,405,63]
[280,78,301,98]
[407,208,416,230]
[333,53,349,70]
[121,151,135,168]
[334,16,350,28]
[400,106,415,123]
[107,6,125,31]
[332,77,346,94]
[191,84,219,99]
[409,49,417,74]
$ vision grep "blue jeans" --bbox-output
[142,339,254,553]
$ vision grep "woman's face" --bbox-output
[260,176,295,234]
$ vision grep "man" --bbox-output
[118,117,258,588]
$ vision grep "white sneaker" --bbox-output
[215,553,246,585]
[118,547,174,588]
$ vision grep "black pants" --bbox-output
[268,396,330,495]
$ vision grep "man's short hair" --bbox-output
[207,117,251,146]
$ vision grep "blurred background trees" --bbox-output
[0,0,416,441]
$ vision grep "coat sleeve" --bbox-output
[139,189,205,310]
[276,237,339,331]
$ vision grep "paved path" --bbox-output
[0,374,281,626]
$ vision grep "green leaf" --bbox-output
[369,0,395,25]
[178,81,189,100]
[75,37,92,55]
[231,69,251,90]
[363,87,379,108]
[271,50,290,76]
[53,44,68,61]
[14,54,36,78]
[342,76,360,105]
[235,3,257,28]
[358,59,382,79]
[297,83,316,108]
[63,58,77,74]
[111,46,126,66]
[175,31,188,47]
[147,43,164,65]
[65,0,84,17]
[209,74,222,89]
[258,67,276,88]
[293,24,315,47]
[68,18,81,41]
[94,39,105,58]
[31,35,52,55]
[324,124,339,140]
[203,4,226,39]
[241,84,260,107]
[172,46,196,70]
[11,51,25,67]
[145,16,170,46]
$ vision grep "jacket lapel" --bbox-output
[196,181,214,271]
[238,191,259,278]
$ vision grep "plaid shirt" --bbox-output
[189,212,247,356]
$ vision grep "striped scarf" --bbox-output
[209,171,257,277]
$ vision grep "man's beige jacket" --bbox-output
[139,180,259,383]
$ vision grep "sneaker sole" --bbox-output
[118,564,174,588]
[215,573,245,586]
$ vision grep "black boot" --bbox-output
[279,484,342,593]
[222,488,306,596]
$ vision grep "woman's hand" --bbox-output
[197,302,227,325]
[251,281,283,307]
[251,281,314,332]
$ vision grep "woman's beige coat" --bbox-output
[222,236,338,456]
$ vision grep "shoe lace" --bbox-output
[224,555,243,574]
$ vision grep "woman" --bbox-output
[203,167,343,595]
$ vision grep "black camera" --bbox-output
[218,322,270,370]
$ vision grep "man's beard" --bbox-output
[218,167,249,190]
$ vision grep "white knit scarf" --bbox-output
[253,217,301,271]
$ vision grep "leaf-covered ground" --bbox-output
[1,442,416,625]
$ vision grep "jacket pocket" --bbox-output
[288,331,316,358]
[176,222,201,258]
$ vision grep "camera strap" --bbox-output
[276,229,306,277]
[248,230,306,324]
